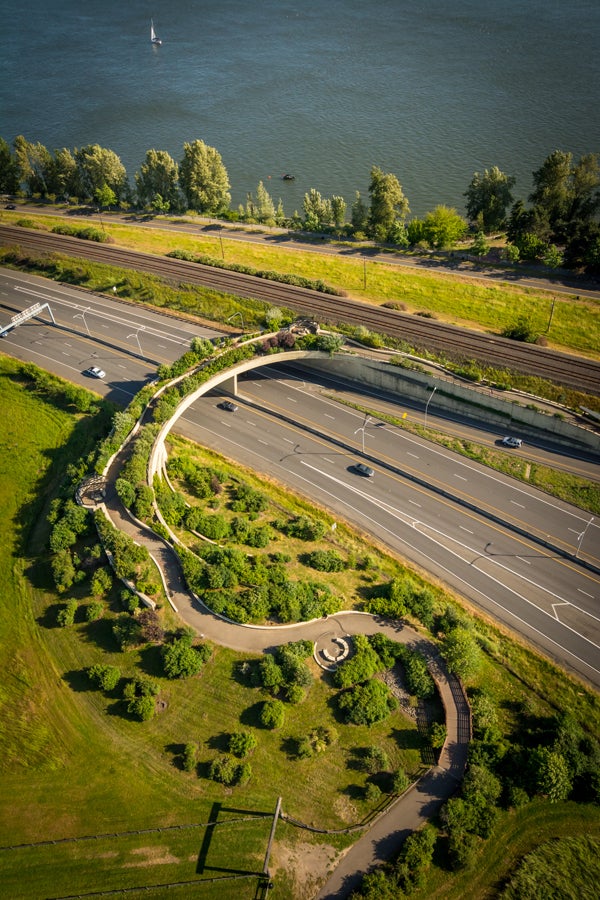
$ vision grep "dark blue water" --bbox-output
[2,0,599,216]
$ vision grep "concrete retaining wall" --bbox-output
[297,353,600,453]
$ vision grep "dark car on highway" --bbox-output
[217,400,238,412]
[352,462,375,477]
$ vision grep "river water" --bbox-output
[2,0,598,216]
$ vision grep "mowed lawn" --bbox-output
[0,356,426,898]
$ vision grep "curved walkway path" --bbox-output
[101,430,470,898]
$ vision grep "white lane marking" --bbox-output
[578,588,594,599]
[511,500,525,508]
[190,426,600,678]
[407,452,420,459]
[15,286,191,345]
[454,474,467,481]
[459,526,473,534]
[298,458,600,628]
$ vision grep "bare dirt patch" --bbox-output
[271,841,340,899]
[122,846,180,868]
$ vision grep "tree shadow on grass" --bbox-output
[390,726,425,751]
[239,702,266,728]
[136,643,165,678]
[81,617,118,653]
[340,783,365,802]
[62,668,94,693]
[37,603,62,629]
[165,742,186,771]
[280,736,301,760]
[206,732,230,753]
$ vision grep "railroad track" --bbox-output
[2,223,600,396]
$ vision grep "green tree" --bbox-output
[135,149,180,210]
[88,663,120,691]
[338,679,397,725]
[90,567,112,597]
[255,180,276,223]
[123,675,158,721]
[229,731,257,758]
[50,147,79,199]
[182,742,197,772]
[57,599,78,627]
[51,549,76,593]
[470,231,490,256]
[403,650,435,699]
[303,188,332,229]
[351,191,369,232]
[179,139,231,213]
[94,183,117,208]
[260,699,285,729]
[392,768,410,794]
[0,137,20,193]
[442,627,481,680]
[334,634,382,688]
[422,205,467,249]
[367,166,410,240]
[361,745,390,773]
[162,634,209,679]
[74,144,128,201]
[533,747,573,801]
[13,135,53,195]
[464,166,516,232]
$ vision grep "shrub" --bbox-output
[88,663,120,692]
[361,745,390,774]
[163,634,210,679]
[260,699,285,729]
[338,679,397,725]
[85,601,104,621]
[57,599,78,627]
[123,676,159,721]
[90,566,112,597]
[182,743,197,772]
[303,549,347,572]
[229,731,257,758]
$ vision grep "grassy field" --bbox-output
[2,207,600,358]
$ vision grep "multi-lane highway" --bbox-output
[2,268,599,688]
[0,268,221,400]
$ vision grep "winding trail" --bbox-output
[100,428,470,897]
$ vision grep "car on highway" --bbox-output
[4,204,16,210]
[217,400,238,412]
[352,462,375,477]
[83,366,106,379]
[501,436,523,448]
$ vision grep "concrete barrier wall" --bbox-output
[297,353,600,453]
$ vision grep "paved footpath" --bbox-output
[102,443,470,899]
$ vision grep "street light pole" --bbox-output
[424,386,437,428]
[354,415,372,453]
[127,325,145,357]
[73,307,91,335]
[575,515,595,558]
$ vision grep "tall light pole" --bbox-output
[424,386,437,428]
[354,415,372,453]
[575,515,595,558]
[73,306,91,335]
[127,325,145,357]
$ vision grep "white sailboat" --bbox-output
[151,20,162,46]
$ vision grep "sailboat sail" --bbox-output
[150,20,162,45]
